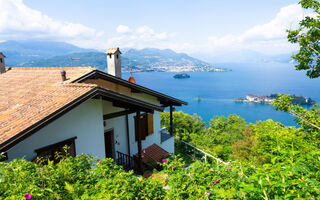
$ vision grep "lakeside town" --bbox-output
[123,65,230,73]
[235,94,316,105]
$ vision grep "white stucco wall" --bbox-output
[159,136,175,154]
[102,96,174,158]
[7,99,105,161]
[127,111,174,156]
[7,96,174,162]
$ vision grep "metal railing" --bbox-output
[175,139,229,169]
[116,151,138,173]
[160,127,174,143]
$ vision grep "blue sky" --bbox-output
[0,0,309,60]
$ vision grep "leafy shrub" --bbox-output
[0,155,165,200]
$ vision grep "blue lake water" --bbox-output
[123,62,320,126]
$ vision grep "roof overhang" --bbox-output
[72,70,188,107]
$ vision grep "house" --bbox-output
[246,94,273,103]
[246,94,259,102]
[0,48,187,174]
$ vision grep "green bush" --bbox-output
[0,155,165,200]
[1,152,320,199]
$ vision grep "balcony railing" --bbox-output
[160,127,174,143]
[116,151,138,173]
[175,139,229,170]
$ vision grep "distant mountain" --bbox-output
[14,45,216,71]
[19,52,106,70]
[123,48,210,67]
[0,40,96,66]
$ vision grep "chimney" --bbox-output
[0,52,6,74]
[60,70,67,81]
[106,47,122,78]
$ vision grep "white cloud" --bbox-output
[107,25,175,49]
[108,4,308,55]
[116,25,131,34]
[0,0,103,43]
[0,0,311,57]
[207,4,309,54]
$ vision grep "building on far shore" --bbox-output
[246,94,273,103]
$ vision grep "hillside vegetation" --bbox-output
[1,95,320,199]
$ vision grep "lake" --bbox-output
[123,62,320,126]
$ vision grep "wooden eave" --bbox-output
[72,70,188,107]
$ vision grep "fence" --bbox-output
[175,139,228,169]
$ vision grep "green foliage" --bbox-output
[161,111,206,142]
[2,101,320,199]
[287,0,320,78]
[161,109,320,198]
[2,153,320,199]
[0,155,165,200]
[273,94,320,140]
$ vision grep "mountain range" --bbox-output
[0,40,96,66]
[0,40,216,71]
[0,40,293,72]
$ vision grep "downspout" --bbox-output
[125,113,131,160]
[170,105,173,135]
[136,111,143,175]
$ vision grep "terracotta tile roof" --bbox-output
[136,144,169,165]
[0,67,97,146]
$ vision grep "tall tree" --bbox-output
[287,0,320,78]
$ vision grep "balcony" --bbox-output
[160,127,174,143]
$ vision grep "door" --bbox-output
[104,130,114,158]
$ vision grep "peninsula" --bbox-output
[235,94,316,106]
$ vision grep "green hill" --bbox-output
[15,47,218,72]
[0,40,96,66]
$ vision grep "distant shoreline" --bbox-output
[123,66,231,73]
[235,94,316,106]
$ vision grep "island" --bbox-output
[174,73,190,79]
[235,94,316,106]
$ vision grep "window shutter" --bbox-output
[135,114,148,141]
[141,114,148,140]
[147,114,154,135]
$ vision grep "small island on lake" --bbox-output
[235,94,316,106]
[174,73,190,79]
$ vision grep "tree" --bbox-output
[272,94,320,141]
[287,0,320,78]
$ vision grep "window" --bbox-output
[135,113,154,141]
[116,54,119,59]
[35,137,77,163]
[0,58,2,63]
[109,54,112,59]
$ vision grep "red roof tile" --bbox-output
[136,144,169,165]
[0,67,96,146]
